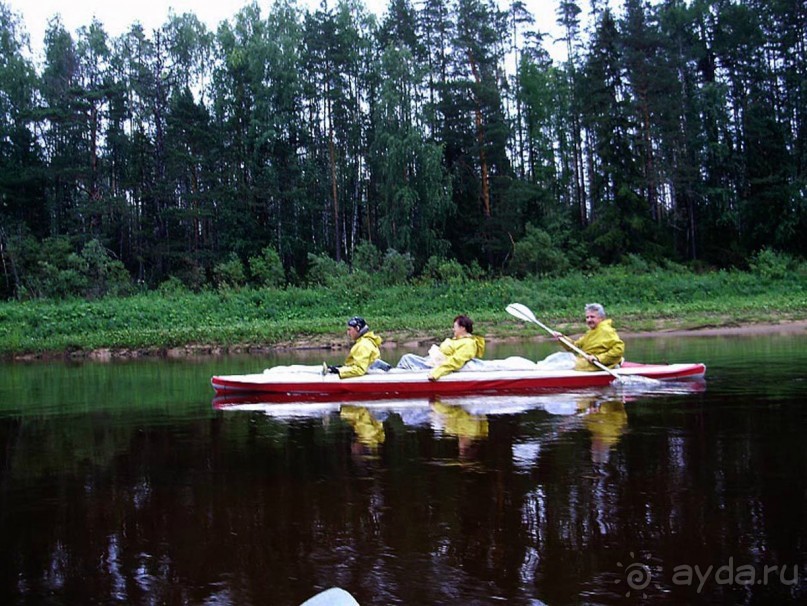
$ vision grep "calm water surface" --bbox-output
[1,333,805,605]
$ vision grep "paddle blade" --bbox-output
[506,303,563,340]
[505,302,538,324]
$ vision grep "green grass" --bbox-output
[1,266,804,358]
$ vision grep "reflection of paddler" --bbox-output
[579,398,628,463]
[340,405,386,448]
[430,401,489,441]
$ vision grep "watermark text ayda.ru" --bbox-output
[618,554,798,596]
[672,558,798,592]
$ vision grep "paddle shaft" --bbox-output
[553,332,620,378]
[506,303,621,379]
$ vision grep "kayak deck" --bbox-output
[211,361,706,398]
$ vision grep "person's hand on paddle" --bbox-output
[327,365,340,374]
[506,302,623,381]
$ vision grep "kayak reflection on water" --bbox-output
[213,381,705,464]
[338,399,490,459]
[339,404,386,452]
[339,394,625,464]
[430,399,490,461]
[578,397,629,464]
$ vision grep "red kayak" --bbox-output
[210,360,706,398]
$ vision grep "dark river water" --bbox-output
[1,332,805,605]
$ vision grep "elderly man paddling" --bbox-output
[539,303,625,371]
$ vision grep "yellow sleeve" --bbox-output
[430,338,477,380]
[339,338,377,378]
[596,337,624,367]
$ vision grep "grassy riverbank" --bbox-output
[1,264,805,359]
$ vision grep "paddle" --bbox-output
[506,302,623,381]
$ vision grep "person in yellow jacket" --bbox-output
[396,314,486,380]
[430,400,489,440]
[326,316,384,379]
[578,397,628,464]
[552,303,624,371]
[340,405,386,449]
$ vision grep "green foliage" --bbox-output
[37,254,89,299]
[213,253,247,289]
[509,224,570,277]
[14,237,132,300]
[0,0,804,298]
[306,252,350,287]
[352,241,382,273]
[467,260,486,280]
[170,260,206,292]
[619,253,652,274]
[379,249,414,286]
[248,247,285,288]
[749,248,799,280]
[80,239,132,298]
[370,44,453,264]
[0,267,803,356]
[422,256,467,285]
[157,276,189,297]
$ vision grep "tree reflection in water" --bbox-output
[4,351,805,605]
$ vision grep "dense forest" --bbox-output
[0,0,804,299]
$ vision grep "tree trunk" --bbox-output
[640,97,658,221]
[327,81,341,261]
[0,228,21,296]
[467,50,491,218]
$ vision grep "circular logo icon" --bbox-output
[616,552,652,597]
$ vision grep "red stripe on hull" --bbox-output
[211,363,706,398]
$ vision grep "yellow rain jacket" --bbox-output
[565,318,625,371]
[431,401,489,440]
[582,399,628,449]
[429,334,486,380]
[339,331,382,379]
[340,405,386,448]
